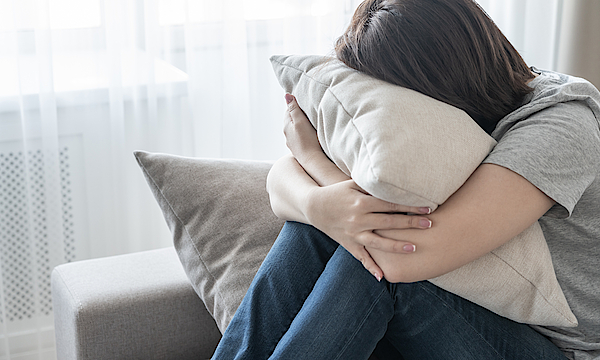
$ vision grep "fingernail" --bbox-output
[285,94,294,104]
[418,207,432,214]
[403,244,416,253]
[374,272,382,282]
[419,219,432,228]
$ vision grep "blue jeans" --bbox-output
[212,222,567,360]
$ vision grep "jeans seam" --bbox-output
[265,223,340,359]
[332,286,389,360]
[417,282,506,360]
[267,241,336,358]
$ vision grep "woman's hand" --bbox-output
[305,180,432,281]
[282,94,350,186]
[283,94,323,167]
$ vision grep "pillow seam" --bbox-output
[137,158,243,332]
[136,159,218,286]
[279,58,384,192]
[326,87,435,205]
[273,58,335,89]
[489,249,577,325]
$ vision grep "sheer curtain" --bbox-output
[0,0,593,358]
[555,0,600,88]
[479,0,600,88]
[478,0,563,70]
[0,0,360,358]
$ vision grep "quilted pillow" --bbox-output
[270,54,577,327]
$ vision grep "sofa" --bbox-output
[50,149,576,359]
[51,154,282,360]
[51,247,222,359]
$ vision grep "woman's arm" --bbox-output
[265,94,353,222]
[370,163,555,283]
[272,154,554,283]
[272,95,555,283]
[266,154,320,224]
[267,95,431,281]
[280,94,352,187]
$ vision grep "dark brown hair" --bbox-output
[335,0,535,134]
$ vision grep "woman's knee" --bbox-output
[384,282,567,360]
[276,221,339,260]
[325,246,393,302]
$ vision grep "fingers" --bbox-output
[364,212,432,230]
[365,196,433,216]
[285,93,296,109]
[346,182,433,216]
[387,202,433,215]
[348,245,384,282]
[360,231,418,254]
[346,195,432,230]
[283,93,312,135]
[285,93,305,121]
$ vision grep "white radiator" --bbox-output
[0,136,87,360]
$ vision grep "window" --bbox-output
[0,0,101,31]
[158,0,336,26]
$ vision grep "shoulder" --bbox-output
[492,68,600,140]
[484,70,600,218]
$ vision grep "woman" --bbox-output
[213,0,600,359]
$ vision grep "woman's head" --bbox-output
[335,0,534,134]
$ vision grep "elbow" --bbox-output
[375,253,441,284]
[268,194,286,219]
[382,269,422,284]
[382,272,405,284]
[369,248,423,283]
[379,257,458,284]
[379,261,424,284]
[265,168,283,217]
[265,182,299,221]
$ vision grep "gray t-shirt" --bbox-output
[483,68,600,360]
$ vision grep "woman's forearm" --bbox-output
[365,164,555,283]
[266,154,318,223]
[281,93,350,187]
[296,151,350,187]
[266,151,350,223]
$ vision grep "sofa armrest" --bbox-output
[51,247,221,360]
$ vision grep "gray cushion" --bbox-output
[134,152,284,333]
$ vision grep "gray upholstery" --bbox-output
[134,152,284,333]
[51,247,221,360]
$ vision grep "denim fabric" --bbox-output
[212,222,567,360]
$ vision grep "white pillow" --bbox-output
[270,54,577,327]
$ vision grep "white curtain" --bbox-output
[1,0,595,358]
[479,0,600,88]
[0,0,360,357]
[478,0,563,71]
[555,0,600,88]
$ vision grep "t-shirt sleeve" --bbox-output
[483,100,600,218]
